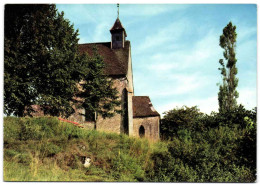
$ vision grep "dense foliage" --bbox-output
[218,22,239,113]
[160,106,204,140]
[4,4,80,117]
[159,105,256,182]
[4,114,256,182]
[4,4,119,119]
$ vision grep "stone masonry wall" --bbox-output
[96,77,128,134]
[133,116,160,141]
[67,77,128,133]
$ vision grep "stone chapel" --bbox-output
[68,17,160,141]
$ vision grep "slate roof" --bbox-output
[78,41,130,76]
[132,96,160,118]
[110,18,127,36]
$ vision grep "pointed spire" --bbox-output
[110,17,127,37]
[110,3,127,49]
[117,3,119,18]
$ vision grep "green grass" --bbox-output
[4,116,254,182]
[3,116,163,182]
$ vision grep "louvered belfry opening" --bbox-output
[110,18,127,49]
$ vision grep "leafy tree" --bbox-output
[156,105,256,182]
[4,4,81,117]
[76,47,121,122]
[4,5,45,117]
[4,4,120,119]
[160,106,204,140]
[218,22,239,113]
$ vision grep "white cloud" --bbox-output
[237,39,257,64]
[154,86,257,117]
[135,18,189,53]
[169,75,204,95]
[157,95,219,116]
[144,29,221,77]
[164,73,209,95]
[93,22,111,42]
[133,27,229,117]
[148,61,180,72]
[237,87,257,110]
[57,4,116,44]
[237,25,256,43]
[133,29,222,115]
[134,72,210,99]
[123,4,189,17]
[57,4,99,24]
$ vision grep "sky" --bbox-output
[56,4,257,116]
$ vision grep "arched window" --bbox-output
[139,125,145,138]
[123,88,128,134]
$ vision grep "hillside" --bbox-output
[3,116,256,182]
[3,117,166,181]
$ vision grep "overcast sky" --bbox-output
[56,4,257,116]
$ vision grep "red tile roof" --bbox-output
[132,96,160,118]
[78,41,130,76]
[110,18,127,36]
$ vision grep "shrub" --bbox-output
[160,106,204,140]
[111,152,145,181]
[3,117,21,142]
[3,115,256,182]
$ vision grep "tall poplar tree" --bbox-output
[218,22,239,113]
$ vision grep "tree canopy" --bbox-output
[4,4,119,119]
[160,106,204,140]
[158,105,256,182]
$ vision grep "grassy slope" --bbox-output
[4,116,255,182]
[3,117,167,182]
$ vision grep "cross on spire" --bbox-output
[117,3,119,18]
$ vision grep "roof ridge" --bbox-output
[79,41,111,45]
[78,41,130,76]
[79,40,130,45]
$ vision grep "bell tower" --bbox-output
[110,4,127,49]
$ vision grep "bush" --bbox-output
[4,117,61,141]
[3,114,256,182]
[156,105,256,182]
[160,106,204,140]
[4,117,21,142]
[111,152,145,181]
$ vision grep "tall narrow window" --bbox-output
[123,88,128,134]
[85,109,95,122]
[139,125,145,138]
